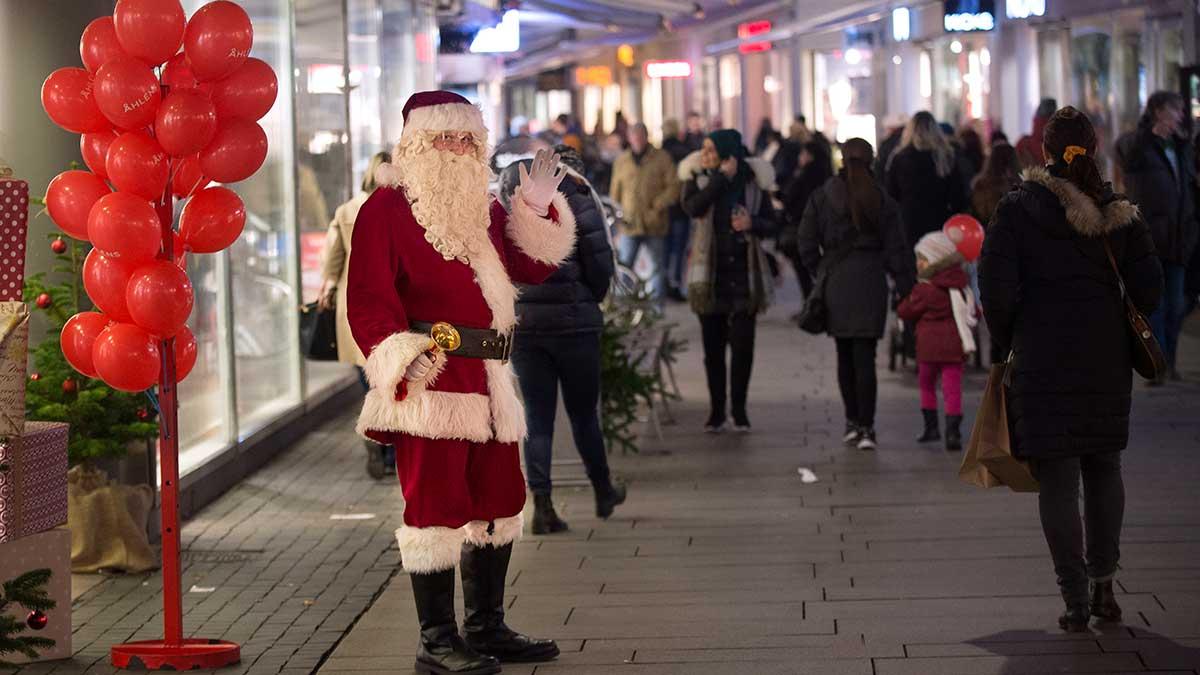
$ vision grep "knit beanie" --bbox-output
[915,231,959,266]
[709,129,744,160]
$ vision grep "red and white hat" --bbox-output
[398,90,488,147]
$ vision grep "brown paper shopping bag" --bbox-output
[959,362,1039,493]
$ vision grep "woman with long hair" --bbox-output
[970,142,1021,225]
[779,140,834,302]
[797,138,914,450]
[886,111,968,245]
[980,107,1162,631]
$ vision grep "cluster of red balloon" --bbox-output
[41,0,274,393]
[943,214,985,262]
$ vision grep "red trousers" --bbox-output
[389,434,527,573]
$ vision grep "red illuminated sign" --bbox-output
[737,20,772,39]
[644,60,693,79]
[738,42,773,54]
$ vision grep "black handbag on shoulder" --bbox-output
[299,302,338,361]
[1101,240,1166,380]
[797,237,857,335]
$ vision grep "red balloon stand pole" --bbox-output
[110,184,240,670]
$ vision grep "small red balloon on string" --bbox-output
[51,238,68,254]
[36,293,52,309]
[26,610,48,631]
[62,378,78,394]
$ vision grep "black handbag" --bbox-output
[1101,240,1166,380]
[299,302,338,361]
[797,238,857,335]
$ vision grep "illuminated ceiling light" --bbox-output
[605,22,620,32]
[892,54,902,65]
[892,7,910,42]
[844,48,863,65]
[470,9,520,53]
[950,40,963,54]
[980,47,991,65]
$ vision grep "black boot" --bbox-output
[410,570,500,675]
[1089,579,1123,623]
[531,494,568,535]
[365,440,387,479]
[594,479,627,519]
[1057,582,1090,633]
[944,415,963,451]
[461,543,559,663]
[917,409,940,443]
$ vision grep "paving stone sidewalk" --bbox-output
[7,283,1200,675]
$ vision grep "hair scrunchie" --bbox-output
[1062,145,1088,165]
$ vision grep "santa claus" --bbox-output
[347,91,575,674]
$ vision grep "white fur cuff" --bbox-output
[463,513,525,548]
[364,331,445,399]
[508,191,577,266]
[397,526,466,573]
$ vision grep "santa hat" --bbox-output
[914,231,959,265]
[398,90,489,147]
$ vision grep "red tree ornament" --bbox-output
[51,238,68,254]
[36,293,52,309]
[62,378,79,394]
[29,373,41,382]
[26,610,48,631]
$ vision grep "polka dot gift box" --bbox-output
[0,179,28,302]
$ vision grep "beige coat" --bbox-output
[609,146,679,237]
[321,192,370,366]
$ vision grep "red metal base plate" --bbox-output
[111,639,241,670]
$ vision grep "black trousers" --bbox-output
[699,312,756,419]
[1032,452,1125,606]
[835,337,878,428]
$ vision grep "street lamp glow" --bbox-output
[892,55,903,65]
[845,48,863,65]
[950,40,963,54]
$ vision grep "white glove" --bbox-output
[404,352,435,382]
[518,148,567,216]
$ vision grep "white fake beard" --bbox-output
[398,150,493,262]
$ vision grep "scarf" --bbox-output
[949,287,978,355]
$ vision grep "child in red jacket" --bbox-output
[897,232,977,451]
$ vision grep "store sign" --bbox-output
[574,66,613,86]
[737,20,772,39]
[944,0,995,31]
[738,42,772,54]
[892,7,911,42]
[644,60,692,79]
[470,9,520,53]
[1006,0,1045,18]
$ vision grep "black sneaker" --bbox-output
[704,412,726,434]
[732,411,751,433]
[842,423,862,446]
[856,428,877,451]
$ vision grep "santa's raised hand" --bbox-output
[517,148,567,216]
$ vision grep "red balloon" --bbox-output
[184,0,253,82]
[943,214,985,262]
[171,154,210,197]
[113,0,186,66]
[174,325,197,381]
[80,17,127,73]
[93,56,161,130]
[210,58,277,121]
[154,90,218,156]
[80,130,119,179]
[106,131,169,200]
[126,260,193,337]
[93,323,161,392]
[41,67,111,134]
[179,186,245,253]
[161,53,212,94]
[61,312,111,378]
[87,192,162,264]
[82,249,137,322]
[198,118,266,183]
[46,171,111,241]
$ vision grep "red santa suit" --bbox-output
[346,96,576,575]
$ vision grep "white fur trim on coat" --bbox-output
[485,360,526,443]
[463,513,525,548]
[676,150,776,191]
[1021,166,1140,237]
[507,191,577,265]
[470,211,519,335]
[397,526,465,573]
[363,331,446,400]
[357,389,495,443]
[399,102,489,148]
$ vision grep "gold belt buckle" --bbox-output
[429,322,461,353]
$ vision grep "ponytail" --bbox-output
[1043,106,1107,205]
[1063,152,1105,203]
[841,138,880,232]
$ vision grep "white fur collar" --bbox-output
[677,150,776,191]
[1020,166,1140,237]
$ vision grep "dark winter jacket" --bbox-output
[1116,124,1198,265]
[506,169,614,336]
[778,157,834,257]
[797,175,915,339]
[1015,114,1050,169]
[979,166,1163,460]
[897,263,971,363]
[886,147,969,246]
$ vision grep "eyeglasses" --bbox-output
[432,132,476,146]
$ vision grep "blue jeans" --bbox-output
[356,366,395,465]
[664,217,691,294]
[1150,261,1187,369]
[511,331,611,495]
[617,234,667,303]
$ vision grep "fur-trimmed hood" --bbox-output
[677,150,776,191]
[1019,166,1140,237]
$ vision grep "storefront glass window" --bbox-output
[814,49,875,147]
[718,54,741,131]
[349,0,386,190]
[1070,25,1114,165]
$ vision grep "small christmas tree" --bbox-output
[22,215,158,466]
[0,569,56,665]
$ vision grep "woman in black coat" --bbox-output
[887,111,969,245]
[681,129,777,433]
[778,141,834,302]
[499,148,626,535]
[979,107,1162,632]
[797,138,914,451]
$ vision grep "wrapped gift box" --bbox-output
[0,527,72,663]
[0,301,27,437]
[0,422,68,542]
[0,179,28,303]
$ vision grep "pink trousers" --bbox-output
[918,362,963,416]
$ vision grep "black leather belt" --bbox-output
[410,321,513,361]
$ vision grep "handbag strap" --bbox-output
[1099,238,1128,301]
